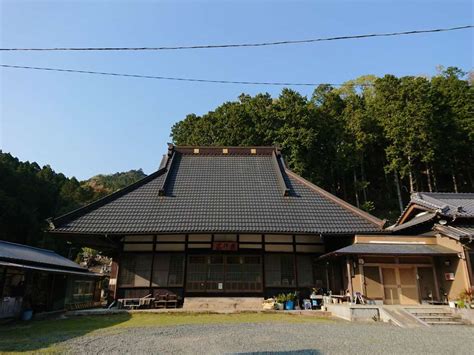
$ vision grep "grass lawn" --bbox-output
[0,312,333,353]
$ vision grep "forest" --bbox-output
[0,151,145,250]
[0,67,472,251]
[172,67,473,221]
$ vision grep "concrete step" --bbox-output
[416,314,461,319]
[183,297,264,312]
[405,307,467,326]
[417,316,462,322]
[426,320,466,325]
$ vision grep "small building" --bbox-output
[48,145,385,301]
[0,241,101,318]
[325,192,474,305]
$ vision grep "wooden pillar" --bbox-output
[183,234,189,298]
[346,257,353,302]
[109,259,119,302]
[431,257,441,301]
[149,235,157,296]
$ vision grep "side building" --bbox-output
[48,145,385,302]
[325,192,474,305]
[0,241,101,318]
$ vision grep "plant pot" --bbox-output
[21,309,33,321]
[285,300,294,310]
[275,302,284,310]
[448,301,456,308]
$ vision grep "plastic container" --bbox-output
[21,309,33,321]
[285,300,294,310]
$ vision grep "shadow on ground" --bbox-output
[0,313,131,352]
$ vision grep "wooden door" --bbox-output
[382,267,399,305]
[381,266,420,305]
[363,266,384,300]
[398,267,419,305]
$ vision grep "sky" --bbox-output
[0,0,472,180]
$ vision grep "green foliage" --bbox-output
[171,67,473,220]
[83,169,146,199]
[275,293,287,303]
[0,152,145,251]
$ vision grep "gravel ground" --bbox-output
[64,322,474,355]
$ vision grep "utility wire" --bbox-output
[1,64,374,86]
[1,25,472,52]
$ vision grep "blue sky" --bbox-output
[1,0,472,180]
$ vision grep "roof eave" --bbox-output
[49,168,167,229]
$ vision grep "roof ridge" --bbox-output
[158,146,176,196]
[272,151,290,196]
[285,169,385,228]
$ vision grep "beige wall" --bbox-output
[435,234,471,300]
[355,234,437,244]
[350,234,472,302]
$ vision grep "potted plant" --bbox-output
[285,293,295,310]
[274,294,286,310]
[459,288,473,308]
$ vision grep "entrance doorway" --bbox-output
[186,255,262,293]
[381,266,418,305]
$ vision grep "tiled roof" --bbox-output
[50,146,384,235]
[0,240,87,271]
[434,224,474,241]
[323,243,458,257]
[410,192,474,218]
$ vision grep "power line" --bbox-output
[1,64,374,87]
[1,25,472,52]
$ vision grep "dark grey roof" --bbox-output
[410,192,474,218]
[0,240,87,271]
[434,224,474,241]
[323,243,458,257]
[50,146,384,235]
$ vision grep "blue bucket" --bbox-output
[21,309,33,321]
[285,300,294,310]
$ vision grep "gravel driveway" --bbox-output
[65,322,474,354]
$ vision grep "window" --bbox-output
[265,254,295,287]
[156,235,186,242]
[214,234,237,242]
[297,256,314,286]
[118,254,153,287]
[152,254,185,287]
[123,244,153,251]
[265,234,293,243]
[123,235,153,242]
[72,280,95,302]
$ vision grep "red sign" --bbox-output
[212,242,238,251]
